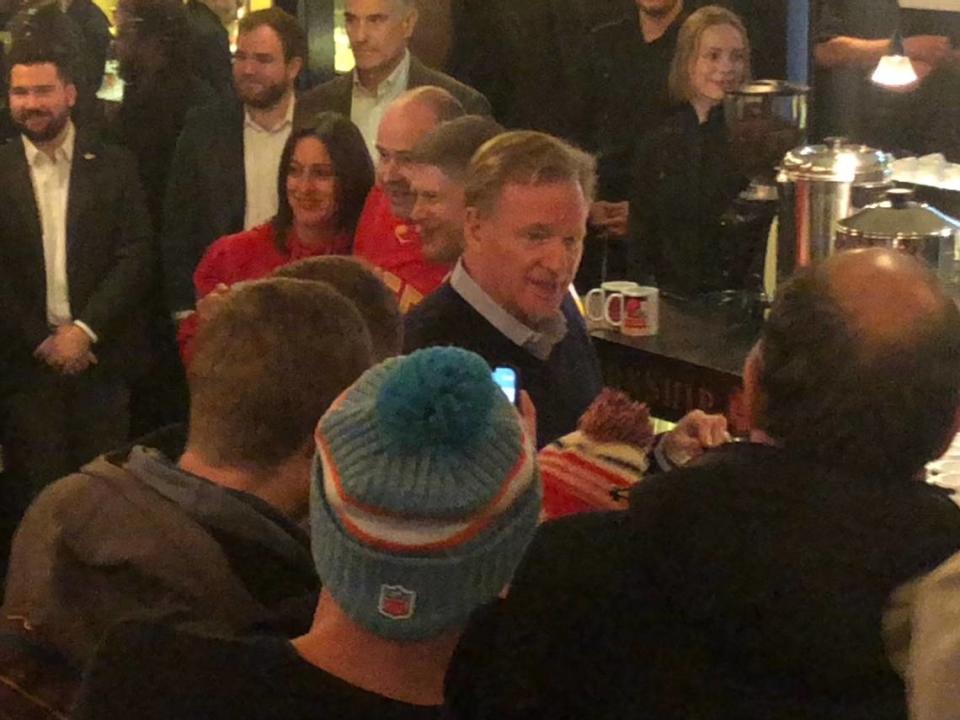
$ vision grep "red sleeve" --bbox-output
[176,313,200,367]
[193,237,233,301]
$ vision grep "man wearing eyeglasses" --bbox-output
[352,86,465,312]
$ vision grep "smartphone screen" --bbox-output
[492,366,518,405]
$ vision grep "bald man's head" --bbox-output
[375,87,464,217]
[754,248,960,480]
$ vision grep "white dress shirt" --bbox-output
[351,50,411,161]
[243,96,295,230]
[22,121,95,341]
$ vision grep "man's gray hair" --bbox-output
[408,115,504,182]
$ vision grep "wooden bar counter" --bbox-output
[590,296,760,433]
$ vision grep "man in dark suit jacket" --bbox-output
[184,0,234,97]
[0,42,152,512]
[162,7,328,317]
[300,0,489,159]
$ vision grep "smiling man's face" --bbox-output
[463,181,588,326]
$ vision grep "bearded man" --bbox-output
[160,7,328,321]
[0,37,152,556]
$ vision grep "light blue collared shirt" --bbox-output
[449,260,567,361]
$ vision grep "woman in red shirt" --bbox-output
[179,112,374,362]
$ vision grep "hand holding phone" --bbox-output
[492,365,521,406]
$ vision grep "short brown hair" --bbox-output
[668,5,751,104]
[188,278,373,472]
[272,256,402,362]
[408,115,504,182]
[238,7,307,63]
[464,130,597,217]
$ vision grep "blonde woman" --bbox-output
[629,5,750,297]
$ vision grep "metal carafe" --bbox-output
[777,138,892,283]
[836,187,960,295]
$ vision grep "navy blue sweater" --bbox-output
[403,285,603,448]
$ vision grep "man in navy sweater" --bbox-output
[404,130,726,454]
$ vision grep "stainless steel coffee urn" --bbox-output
[776,139,892,283]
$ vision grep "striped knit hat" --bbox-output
[312,347,540,641]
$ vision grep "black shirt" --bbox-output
[575,10,683,201]
[813,0,902,143]
[448,443,960,720]
[629,104,746,296]
[74,623,444,720]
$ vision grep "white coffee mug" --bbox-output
[585,281,639,328]
[605,286,659,337]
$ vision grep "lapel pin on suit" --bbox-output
[83,152,96,160]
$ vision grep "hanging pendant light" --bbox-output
[871,30,919,88]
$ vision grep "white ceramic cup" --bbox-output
[934,473,960,491]
[605,286,659,337]
[585,281,640,328]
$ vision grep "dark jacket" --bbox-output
[0,129,154,380]
[2,425,318,670]
[449,443,960,720]
[573,10,683,200]
[629,104,746,297]
[110,71,217,230]
[299,54,492,118]
[160,94,329,313]
[64,0,111,98]
[184,0,234,98]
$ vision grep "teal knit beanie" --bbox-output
[312,346,540,641]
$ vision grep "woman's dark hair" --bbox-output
[273,112,374,252]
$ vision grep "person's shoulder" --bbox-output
[408,56,489,107]
[69,0,109,29]
[403,285,474,349]
[81,133,136,165]
[74,622,274,719]
[297,77,353,121]
[0,135,23,161]
[588,13,635,44]
[185,0,226,35]
[25,457,128,522]
[207,224,274,254]
[183,95,243,131]
[303,73,352,99]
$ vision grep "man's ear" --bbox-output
[65,82,77,109]
[402,6,418,38]
[742,342,764,431]
[463,206,484,250]
[287,56,304,83]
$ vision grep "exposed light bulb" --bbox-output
[871,54,918,88]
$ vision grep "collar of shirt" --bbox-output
[22,120,76,167]
[352,49,411,99]
[244,95,296,134]
[449,259,568,361]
